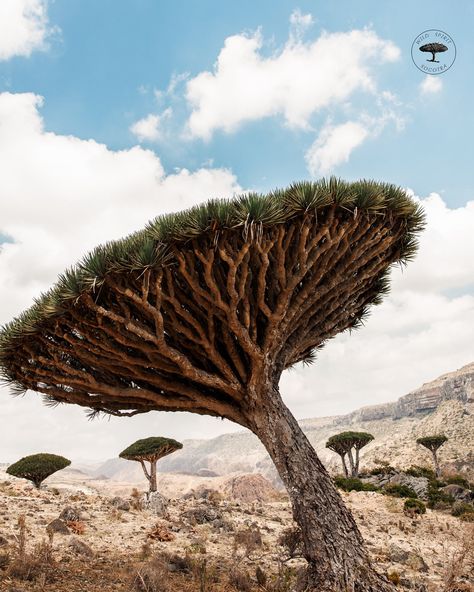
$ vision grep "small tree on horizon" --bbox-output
[326,432,374,478]
[119,436,182,493]
[6,453,71,489]
[416,435,447,477]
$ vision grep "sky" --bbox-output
[0,0,473,463]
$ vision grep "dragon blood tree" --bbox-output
[326,432,374,478]
[0,179,424,591]
[119,436,182,493]
[6,453,71,489]
[417,435,447,478]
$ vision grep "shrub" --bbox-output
[334,477,379,492]
[278,527,304,559]
[451,502,474,518]
[229,567,252,591]
[6,453,70,489]
[369,465,396,476]
[404,498,426,516]
[427,482,455,509]
[405,465,436,480]
[383,484,418,499]
[444,475,471,489]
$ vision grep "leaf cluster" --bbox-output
[119,437,183,461]
[0,177,424,381]
[6,453,71,487]
[416,435,448,451]
[326,431,374,452]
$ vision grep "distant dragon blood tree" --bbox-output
[0,179,424,592]
[417,434,447,478]
[119,436,182,492]
[6,453,70,489]
[326,431,374,478]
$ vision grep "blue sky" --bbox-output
[0,1,473,462]
[1,0,472,205]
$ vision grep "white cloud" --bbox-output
[0,92,241,321]
[305,120,369,175]
[130,108,172,142]
[419,75,443,95]
[0,0,53,60]
[185,22,400,139]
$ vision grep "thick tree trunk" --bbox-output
[355,447,360,478]
[246,383,394,592]
[340,453,349,477]
[432,450,440,478]
[150,459,158,492]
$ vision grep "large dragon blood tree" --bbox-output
[0,179,424,591]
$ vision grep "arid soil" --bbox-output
[0,469,473,592]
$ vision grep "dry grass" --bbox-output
[442,524,474,592]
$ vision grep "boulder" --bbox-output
[59,506,81,522]
[441,484,473,502]
[46,518,70,535]
[143,491,168,515]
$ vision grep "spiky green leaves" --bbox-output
[416,435,448,451]
[119,436,183,461]
[0,177,424,387]
[6,453,71,488]
[326,431,374,452]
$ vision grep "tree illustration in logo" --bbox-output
[419,42,448,63]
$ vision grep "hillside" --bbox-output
[92,362,474,484]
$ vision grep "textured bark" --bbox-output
[340,454,349,478]
[246,383,395,592]
[150,459,157,492]
[432,451,441,478]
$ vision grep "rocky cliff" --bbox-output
[93,362,474,483]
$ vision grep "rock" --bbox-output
[406,552,429,573]
[388,474,429,499]
[196,469,219,478]
[388,544,409,563]
[184,506,221,524]
[46,518,70,535]
[111,496,131,511]
[222,474,280,503]
[68,537,93,557]
[59,506,81,522]
[441,484,473,502]
[143,491,168,515]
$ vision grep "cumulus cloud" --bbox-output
[305,121,369,175]
[0,92,241,322]
[185,22,400,139]
[419,75,443,95]
[0,0,54,60]
[130,108,172,142]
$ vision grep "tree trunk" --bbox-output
[432,450,440,478]
[246,383,394,592]
[355,447,360,478]
[340,453,349,477]
[347,448,356,478]
[150,459,158,492]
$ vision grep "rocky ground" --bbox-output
[0,469,473,592]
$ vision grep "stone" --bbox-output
[68,537,93,557]
[111,496,131,511]
[46,518,70,535]
[441,484,473,502]
[143,491,169,515]
[59,506,81,522]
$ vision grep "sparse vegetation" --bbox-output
[6,453,71,489]
[334,476,379,492]
[404,498,426,516]
[383,483,418,499]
